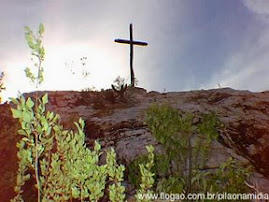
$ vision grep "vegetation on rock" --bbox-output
[10,23,157,202]
[6,23,257,202]
[129,103,253,200]
[135,145,155,202]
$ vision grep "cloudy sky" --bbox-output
[1,0,269,102]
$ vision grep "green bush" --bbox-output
[10,23,157,202]
[10,23,253,202]
[128,153,169,190]
[211,157,252,193]
[10,92,154,201]
[143,103,252,196]
[10,92,155,201]
[135,145,155,202]
[10,94,126,201]
[128,154,149,189]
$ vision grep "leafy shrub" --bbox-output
[106,148,126,202]
[113,76,138,89]
[156,176,184,194]
[128,154,149,189]
[10,93,155,201]
[135,145,155,202]
[10,23,156,202]
[211,157,252,193]
[142,103,252,195]
[10,94,126,201]
[113,76,127,91]
[128,153,169,190]
[11,93,159,201]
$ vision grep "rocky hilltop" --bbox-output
[1,87,269,200]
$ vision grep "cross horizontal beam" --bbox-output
[114,39,148,46]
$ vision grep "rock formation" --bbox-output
[1,87,269,200]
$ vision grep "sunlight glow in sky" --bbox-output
[1,0,269,102]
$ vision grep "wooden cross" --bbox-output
[115,24,148,87]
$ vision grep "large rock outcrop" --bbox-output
[1,87,269,200]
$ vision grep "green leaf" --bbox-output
[46,126,52,135]
[22,111,31,123]
[79,118,85,128]
[94,141,101,151]
[11,108,21,118]
[71,187,80,198]
[25,33,33,43]
[39,24,45,35]
[18,129,27,136]
[42,121,49,131]
[26,97,34,109]
[42,93,48,104]
[10,97,20,105]
[146,145,154,153]
[49,111,54,121]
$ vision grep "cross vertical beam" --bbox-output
[115,24,148,87]
[129,24,134,87]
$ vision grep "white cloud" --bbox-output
[242,0,269,16]
[203,27,269,91]
[199,1,269,91]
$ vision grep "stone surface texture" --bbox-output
[1,87,269,200]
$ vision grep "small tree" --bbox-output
[11,23,156,202]
[145,103,252,194]
[10,23,111,202]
